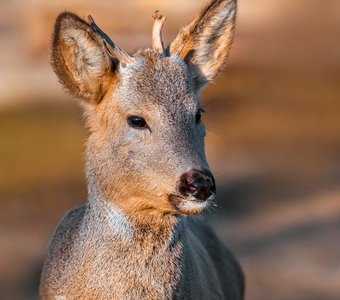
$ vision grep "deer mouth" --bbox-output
[169,194,214,215]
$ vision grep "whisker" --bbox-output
[201,97,221,109]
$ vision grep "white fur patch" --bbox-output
[178,195,213,212]
[166,55,185,66]
[119,57,146,80]
[181,200,209,211]
[103,201,134,240]
[88,184,134,241]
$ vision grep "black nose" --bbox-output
[179,170,215,201]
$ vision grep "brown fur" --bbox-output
[51,12,115,103]
[169,0,237,90]
[40,1,244,299]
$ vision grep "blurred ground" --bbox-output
[0,1,340,299]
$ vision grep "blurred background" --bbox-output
[0,0,339,299]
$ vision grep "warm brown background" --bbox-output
[1,1,339,299]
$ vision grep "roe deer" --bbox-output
[40,0,244,299]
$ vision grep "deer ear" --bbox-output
[51,12,115,104]
[168,0,237,91]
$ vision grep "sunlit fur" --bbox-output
[40,0,244,299]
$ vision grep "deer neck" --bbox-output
[86,180,185,250]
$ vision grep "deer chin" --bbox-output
[169,194,214,215]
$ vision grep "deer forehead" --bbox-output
[114,53,199,115]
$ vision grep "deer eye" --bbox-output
[196,109,204,124]
[127,116,148,129]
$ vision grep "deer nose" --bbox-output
[179,170,215,201]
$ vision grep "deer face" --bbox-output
[88,53,214,215]
[51,0,236,216]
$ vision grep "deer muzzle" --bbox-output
[179,169,216,202]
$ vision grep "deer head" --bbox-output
[51,0,237,218]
